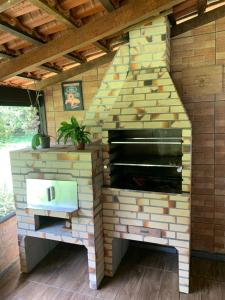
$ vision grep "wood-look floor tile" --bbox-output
[45,250,88,291]
[30,285,74,300]
[2,245,225,300]
[134,267,163,300]
[158,271,179,300]
[0,263,27,300]
[70,292,97,300]
[79,265,126,299]
[6,281,49,300]
[114,265,145,300]
[210,260,225,282]
[200,278,225,300]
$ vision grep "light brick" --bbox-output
[120,204,139,212]
[151,214,176,223]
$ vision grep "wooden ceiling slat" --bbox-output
[60,0,89,11]
[3,1,39,17]
[171,4,225,36]
[0,0,22,13]
[0,13,47,45]
[0,0,185,80]
[28,0,110,52]
[173,0,197,20]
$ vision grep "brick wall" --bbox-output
[171,18,225,254]
[44,63,111,140]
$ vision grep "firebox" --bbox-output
[108,129,183,193]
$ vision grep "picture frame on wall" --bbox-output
[61,81,84,111]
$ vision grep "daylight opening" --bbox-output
[0,106,39,219]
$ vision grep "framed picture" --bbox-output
[61,81,84,111]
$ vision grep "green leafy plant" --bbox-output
[32,133,50,150]
[57,116,91,149]
[30,92,50,150]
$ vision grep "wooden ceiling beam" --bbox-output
[0,50,61,74]
[98,0,115,12]
[0,0,185,80]
[197,0,207,15]
[171,4,225,37]
[29,51,116,90]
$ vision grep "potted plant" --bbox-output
[30,97,50,150]
[57,116,91,150]
[32,132,50,150]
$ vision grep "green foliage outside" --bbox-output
[0,106,39,146]
[0,106,39,218]
[0,184,14,218]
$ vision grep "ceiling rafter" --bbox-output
[29,51,116,90]
[98,0,115,12]
[171,4,225,37]
[28,0,111,52]
[0,0,185,80]
[197,0,207,15]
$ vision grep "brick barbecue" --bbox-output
[11,16,192,294]
[85,15,192,294]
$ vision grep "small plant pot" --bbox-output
[76,143,85,150]
[41,136,50,149]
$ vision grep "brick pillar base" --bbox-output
[104,237,129,277]
[87,234,105,289]
[18,235,58,273]
[177,247,190,293]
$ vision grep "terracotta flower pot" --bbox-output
[76,142,85,150]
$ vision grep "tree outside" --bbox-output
[0,106,39,218]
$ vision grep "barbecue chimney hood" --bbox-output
[102,16,191,132]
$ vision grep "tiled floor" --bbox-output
[1,243,225,299]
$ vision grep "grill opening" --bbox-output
[108,129,183,193]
